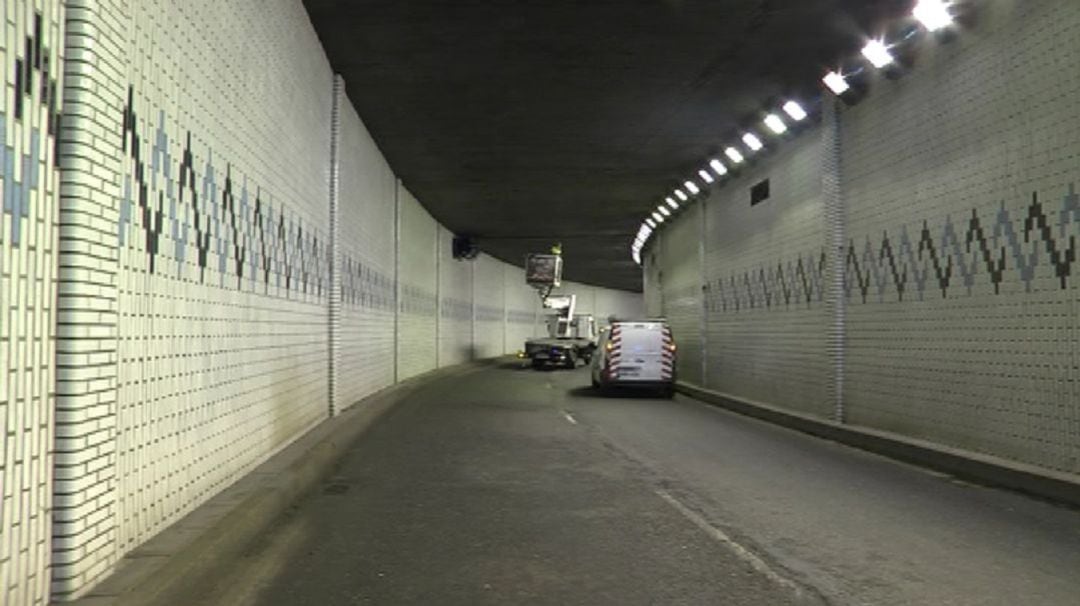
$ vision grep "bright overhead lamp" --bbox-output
[725,147,745,164]
[764,114,787,135]
[742,133,764,151]
[632,250,641,265]
[861,40,894,69]
[645,218,656,229]
[782,101,807,121]
[698,169,714,184]
[709,158,728,176]
[652,211,664,224]
[684,181,701,195]
[674,189,689,202]
[914,0,953,32]
[658,205,671,217]
[666,197,680,210]
[823,71,850,95]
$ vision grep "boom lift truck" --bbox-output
[520,246,598,369]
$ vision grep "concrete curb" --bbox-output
[677,382,1080,509]
[67,362,493,606]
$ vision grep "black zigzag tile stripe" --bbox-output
[705,185,1078,311]
[119,87,329,299]
[705,251,828,312]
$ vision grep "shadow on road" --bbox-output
[566,385,667,400]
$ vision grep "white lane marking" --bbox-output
[654,488,804,597]
[562,411,578,425]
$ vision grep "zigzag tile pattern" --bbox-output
[704,184,1079,312]
[704,251,828,312]
[118,88,329,299]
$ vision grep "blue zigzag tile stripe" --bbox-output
[441,298,473,321]
[705,251,828,312]
[705,184,1079,311]
[340,254,396,311]
[117,86,329,299]
[2,10,60,246]
[400,283,438,316]
[475,305,505,323]
[507,309,537,325]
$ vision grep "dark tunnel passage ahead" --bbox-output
[184,362,1080,606]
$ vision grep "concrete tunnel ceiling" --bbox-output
[302,0,913,292]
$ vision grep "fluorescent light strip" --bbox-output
[666,197,680,210]
[764,114,787,134]
[684,181,700,195]
[675,189,689,202]
[782,101,807,121]
[725,147,745,164]
[698,169,714,184]
[742,133,764,151]
[710,158,728,176]
[823,71,850,95]
[914,0,953,32]
[652,212,664,223]
[658,205,671,217]
[862,39,894,69]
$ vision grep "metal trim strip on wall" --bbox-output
[822,97,847,423]
[328,75,343,416]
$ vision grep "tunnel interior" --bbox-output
[1,1,1079,605]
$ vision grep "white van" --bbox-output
[590,319,676,397]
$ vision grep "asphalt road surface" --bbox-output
[187,361,1080,606]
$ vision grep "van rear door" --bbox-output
[611,322,672,382]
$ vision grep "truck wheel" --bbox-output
[531,359,544,370]
[564,352,577,369]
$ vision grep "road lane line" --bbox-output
[562,411,578,425]
[654,488,806,598]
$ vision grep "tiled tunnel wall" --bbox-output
[0,0,643,602]
[1,2,63,605]
[647,0,1080,477]
[334,85,397,412]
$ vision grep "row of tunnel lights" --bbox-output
[631,0,956,265]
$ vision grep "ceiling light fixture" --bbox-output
[725,147,745,164]
[742,133,764,151]
[652,211,665,224]
[914,0,953,32]
[764,114,787,134]
[684,181,701,195]
[658,205,671,217]
[646,218,656,229]
[674,189,689,202]
[823,71,850,95]
[709,158,728,176]
[782,101,808,121]
[698,169,714,184]
[861,39,894,68]
[666,197,680,210]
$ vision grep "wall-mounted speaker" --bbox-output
[452,235,479,260]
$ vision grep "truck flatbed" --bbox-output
[524,336,595,369]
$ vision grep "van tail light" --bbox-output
[605,342,614,352]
